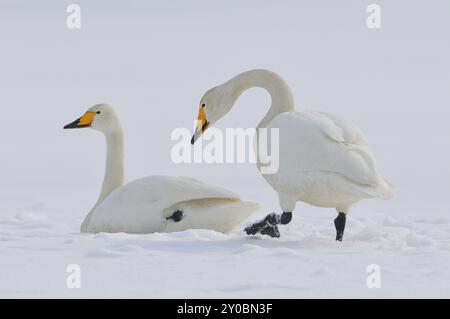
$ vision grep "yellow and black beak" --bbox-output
[191,106,209,144]
[63,111,96,129]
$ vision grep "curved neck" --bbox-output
[224,69,295,128]
[96,129,125,206]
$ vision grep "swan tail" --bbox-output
[376,177,395,200]
[210,200,260,233]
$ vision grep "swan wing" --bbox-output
[87,176,245,233]
[268,111,393,197]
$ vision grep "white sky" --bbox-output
[0,0,449,216]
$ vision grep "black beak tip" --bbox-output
[191,135,195,145]
[63,123,75,130]
[63,119,82,130]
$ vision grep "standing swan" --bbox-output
[64,104,258,234]
[191,69,393,241]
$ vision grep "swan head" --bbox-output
[63,104,121,134]
[191,85,234,144]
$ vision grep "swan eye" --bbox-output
[96,111,101,114]
[201,103,206,108]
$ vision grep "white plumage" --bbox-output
[192,69,393,239]
[88,175,257,234]
[264,110,393,213]
[64,104,258,234]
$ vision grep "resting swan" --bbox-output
[64,104,258,234]
[191,69,394,241]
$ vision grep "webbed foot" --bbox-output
[244,213,280,238]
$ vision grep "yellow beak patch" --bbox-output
[78,111,96,126]
[197,107,207,128]
[191,106,209,144]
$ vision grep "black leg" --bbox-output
[244,212,292,238]
[280,212,292,225]
[334,212,346,241]
[244,213,279,237]
[166,210,184,222]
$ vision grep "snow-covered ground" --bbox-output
[1,1,450,298]
[1,183,450,298]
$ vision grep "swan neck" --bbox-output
[225,69,294,128]
[97,129,125,205]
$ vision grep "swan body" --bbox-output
[191,69,393,240]
[64,104,258,234]
[264,110,393,213]
[86,176,257,234]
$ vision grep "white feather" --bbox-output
[199,69,393,215]
[65,104,259,234]
[87,176,258,234]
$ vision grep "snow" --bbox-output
[1,185,450,298]
[1,1,450,298]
